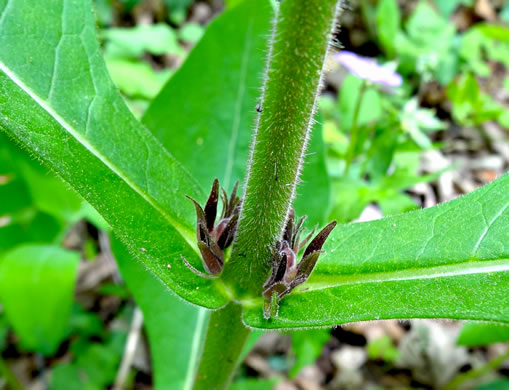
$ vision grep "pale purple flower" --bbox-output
[334,51,403,88]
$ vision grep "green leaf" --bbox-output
[230,379,281,390]
[143,0,330,227]
[477,24,509,42]
[447,72,504,126]
[434,0,474,18]
[0,314,8,351]
[67,304,105,339]
[0,0,227,308]
[367,335,399,362]
[164,0,193,25]
[103,24,184,58]
[178,23,205,43]
[293,121,331,226]
[0,211,63,254]
[395,1,457,83]
[376,0,401,58]
[1,132,104,231]
[50,331,126,390]
[143,0,271,193]
[113,237,209,390]
[0,134,66,251]
[105,58,172,100]
[338,75,382,131]
[457,322,509,347]
[51,363,101,390]
[476,380,509,390]
[243,174,509,328]
[0,244,79,355]
[289,329,330,377]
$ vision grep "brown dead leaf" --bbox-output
[475,0,497,21]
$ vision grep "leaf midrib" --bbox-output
[0,61,196,247]
[305,258,509,293]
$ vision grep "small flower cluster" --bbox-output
[185,179,241,275]
[263,210,337,318]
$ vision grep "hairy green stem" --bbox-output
[344,80,366,175]
[193,303,251,390]
[223,0,341,298]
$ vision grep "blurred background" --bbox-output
[1,0,509,389]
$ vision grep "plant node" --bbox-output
[263,210,337,318]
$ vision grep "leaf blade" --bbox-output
[0,244,79,355]
[0,0,227,307]
[243,174,509,328]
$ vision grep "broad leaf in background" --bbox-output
[0,314,8,350]
[103,24,185,59]
[0,245,79,355]
[1,132,107,254]
[367,335,399,362]
[338,74,382,132]
[447,72,504,127]
[289,329,331,378]
[244,174,509,328]
[0,0,227,307]
[143,0,271,193]
[230,379,281,390]
[395,1,458,84]
[457,322,509,347]
[164,0,194,25]
[0,135,62,252]
[434,0,474,18]
[375,0,400,58]
[51,330,127,390]
[113,238,208,390]
[143,0,331,226]
[105,59,173,100]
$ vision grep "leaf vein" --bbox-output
[0,0,11,30]
[47,1,65,101]
[0,61,195,247]
[472,202,509,258]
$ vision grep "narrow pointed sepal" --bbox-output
[204,178,219,232]
[217,213,239,250]
[302,220,337,260]
[294,251,322,284]
[198,241,224,275]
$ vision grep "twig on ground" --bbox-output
[113,307,144,390]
